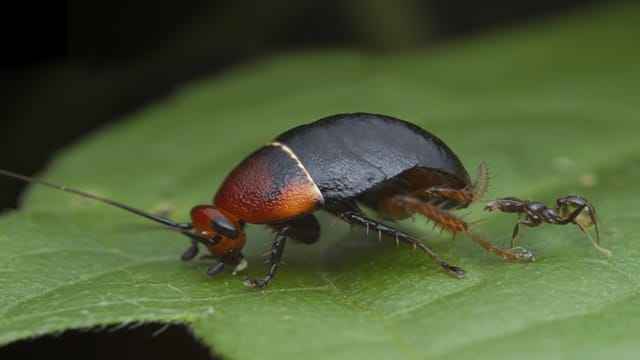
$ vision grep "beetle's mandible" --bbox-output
[1,113,607,289]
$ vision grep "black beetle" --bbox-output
[3,113,606,289]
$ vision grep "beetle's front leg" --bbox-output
[244,224,291,289]
[180,239,200,261]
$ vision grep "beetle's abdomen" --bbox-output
[214,143,324,224]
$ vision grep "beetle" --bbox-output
[3,112,599,289]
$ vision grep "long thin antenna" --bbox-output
[0,169,214,245]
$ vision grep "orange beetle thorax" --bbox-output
[190,205,246,258]
[214,143,324,224]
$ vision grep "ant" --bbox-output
[484,195,611,256]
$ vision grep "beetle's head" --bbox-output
[190,205,246,264]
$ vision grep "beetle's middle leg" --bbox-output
[243,215,321,290]
[381,195,536,262]
[244,224,290,289]
[337,211,466,277]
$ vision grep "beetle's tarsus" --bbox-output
[446,265,466,277]
[507,247,536,261]
[243,278,267,289]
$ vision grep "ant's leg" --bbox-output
[572,221,611,256]
[511,222,520,249]
[555,200,610,256]
[555,203,588,225]
[387,195,536,261]
[560,203,609,255]
[510,218,537,248]
[338,211,465,277]
[244,224,291,289]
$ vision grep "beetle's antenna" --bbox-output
[0,169,213,245]
[122,222,223,244]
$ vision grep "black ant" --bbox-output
[484,195,611,256]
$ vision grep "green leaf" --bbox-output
[2,3,640,359]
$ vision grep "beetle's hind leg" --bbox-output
[383,194,536,262]
[337,211,465,277]
[417,162,490,205]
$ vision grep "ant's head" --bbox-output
[190,205,246,261]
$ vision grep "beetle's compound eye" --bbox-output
[190,205,246,258]
[211,216,240,239]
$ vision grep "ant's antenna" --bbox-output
[0,169,213,245]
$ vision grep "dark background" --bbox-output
[0,0,607,358]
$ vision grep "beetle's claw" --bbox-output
[521,251,536,261]
[447,265,466,278]
[243,278,267,289]
[509,247,536,261]
[243,278,258,288]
